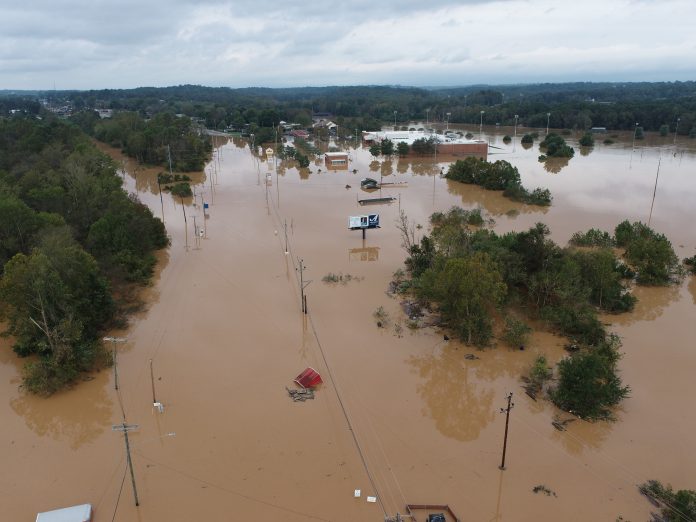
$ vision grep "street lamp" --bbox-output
[446,112,451,131]
[632,122,639,150]
[674,117,681,145]
[479,110,485,139]
[514,114,519,150]
[394,110,397,128]
[426,108,430,127]
[546,112,551,135]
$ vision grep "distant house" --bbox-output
[324,152,348,168]
[590,127,607,133]
[291,129,310,139]
[97,109,113,119]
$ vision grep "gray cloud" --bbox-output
[0,0,694,89]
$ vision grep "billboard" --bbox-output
[349,214,380,230]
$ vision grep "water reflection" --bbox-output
[608,284,681,326]
[10,374,114,449]
[579,146,593,157]
[446,180,549,217]
[690,277,696,306]
[551,413,613,455]
[543,157,570,174]
[348,246,380,262]
[409,345,495,441]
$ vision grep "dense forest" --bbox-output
[0,116,168,394]
[2,81,694,138]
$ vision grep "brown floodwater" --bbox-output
[2,129,695,521]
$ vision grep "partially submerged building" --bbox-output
[324,151,348,168]
[362,130,488,160]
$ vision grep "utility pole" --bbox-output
[499,392,514,470]
[674,117,680,145]
[150,359,164,412]
[104,337,127,390]
[156,174,165,224]
[192,214,200,250]
[180,196,188,251]
[546,113,551,136]
[112,423,140,506]
[297,258,311,314]
[513,114,519,152]
[648,153,662,227]
[284,219,289,255]
[200,193,208,239]
[167,145,173,177]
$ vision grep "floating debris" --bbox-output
[464,354,480,360]
[551,415,576,431]
[286,387,315,402]
[533,484,557,497]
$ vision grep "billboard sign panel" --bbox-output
[349,214,380,230]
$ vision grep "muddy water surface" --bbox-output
[2,130,695,521]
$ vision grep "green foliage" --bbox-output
[528,355,552,387]
[0,117,168,393]
[501,316,532,347]
[80,111,211,171]
[569,228,614,248]
[396,141,410,156]
[614,220,680,285]
[369,143,381,157]
[446,158,552,206]
[579,132,595,146]
[410,137,436,155]
[169,182,192,198]
[296,153,310,168]
[659,124,669,137]
[503,135,512,143]
[684,255,696,275]
[572,249,637,312]
[418,253,506,346]
[380,138,394,155]
[521,134,534,144]
[640,480,696,522]
[550,335,629,420]
[603,138,615,144]
[635,126,645,139]
[539,133,575,158]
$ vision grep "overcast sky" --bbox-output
[1,0,694,90]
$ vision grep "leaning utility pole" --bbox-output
[297,258,311,314]
[104,337,127,390]
[112,422,140,506]
[499,392,514,470]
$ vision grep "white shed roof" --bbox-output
[36,504,92,522]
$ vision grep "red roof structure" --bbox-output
[294,367,323,389]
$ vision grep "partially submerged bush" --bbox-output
[550,334,629,420]
[569,228,614,248]
[615,220,680,285]
[501,316,532,348]
[640,480,696,521]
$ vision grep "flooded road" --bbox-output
[2,129,695,521]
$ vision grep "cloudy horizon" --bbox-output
[1,0,694,90]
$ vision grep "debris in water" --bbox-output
[366,496,377,503]
[286,387,315,402]
[354,489,361,498]
[551,415,576,431]
[345,184,351,189]
[294,367,323,388]
[464,354,479,360]
[533,484,557,497]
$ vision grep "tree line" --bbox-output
[0,116,168,395]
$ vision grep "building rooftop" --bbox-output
[362,130,485,146]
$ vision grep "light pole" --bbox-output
[513,114,519,151]
[632,122,639,151]
[674,117,680,145]
[446,112,451,131]
[394,110,397,128]
[546,112,551,136]
[426,108,430,127]
[479,110,485,139]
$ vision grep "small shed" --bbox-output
[36,504,92,522]
[294,367,323,389]
[324,152,348,168]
